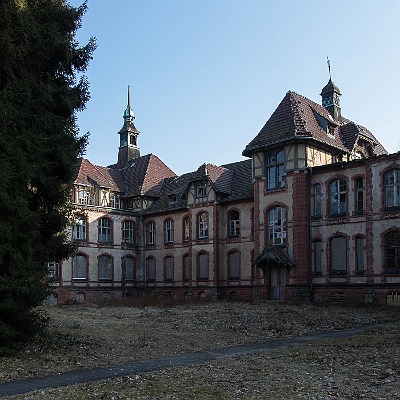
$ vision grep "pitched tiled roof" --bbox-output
[74,158,126,192]
[144,159,253,214]
[243,91,387,157]
[74,154,176,198]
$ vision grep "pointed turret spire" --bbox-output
[117,86,141,168]
[123,85,135,123]
[320,58,342,122]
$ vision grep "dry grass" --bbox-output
[1,301,399,399]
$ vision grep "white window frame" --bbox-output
[198,213,208,239]
[266,151,285,190]
[165,219,174,243]
[98,218,111,243]
[122,220,135,244]
[268,207,286,246]
[47,261,59,279]
[330,179,346,216]
[385,170,400,209]
[147,221,156,245]
[73,219,86,241]
[228,210,240,237]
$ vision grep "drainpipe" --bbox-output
[308,167,314,302]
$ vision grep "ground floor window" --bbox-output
[385,232,400,273]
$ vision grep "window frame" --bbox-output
[122,220,135,244]
[267,206,286,246]
[228,210,240,238]
[147,221,156,245]
[98,217,112,243]
[330,236,348,275]
[164,256,174,282]
[384,169,400,211]
[355,178,364,215]
[313,183,322,218]
[265,150,285,190]
[123,256,136,282]
[73,254,88,280]
[183,216,190,242]
[98,254,113,281]
[330,178,347,217]
[197,212,208,240]
[228,250,240,280]
[385,231,400,273]
[195,181,206,199]
[73,218,87,241]
[164,219,174,244]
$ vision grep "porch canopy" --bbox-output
[254,246,295,268]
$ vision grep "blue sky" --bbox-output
[69,0,400,175]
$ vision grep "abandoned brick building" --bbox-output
[49,78,400,305]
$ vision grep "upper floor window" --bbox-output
[228,210,240,237]
[385,170,400,210]
[78,188,91,205]
[268,207,286,246]
[183,217,190,242]
[73,219,86,241]
[73,254,87,280]
[330,236,347,274]
[266,150,285,190]
[355,178,364,214]
[330,179,346,216]
[109,193,121,209]
[98,218,112,243]
[314,184,322,218]
[197,212,208,239]
[165,219,174,243]
[122,220,135,244]
[196,182,206,198]
[147,221,156,245]
[98,255,112,281]
[385,232,400,273]
[168,194,178,204]
[124,198,134,210]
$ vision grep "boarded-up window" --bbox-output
[228,251,240,280]
[99,255,112,280]
[73,255,87,279]
[314,241,322,274]
[124,257,135,281]
[183,255,190,281]
[198,253,208,280]
[165,256,174,281]
[331,237,347,273]
[355,237,365,274]
[385,232,400,272]
[147,258,156,282]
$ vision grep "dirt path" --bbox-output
[0,323,385,398]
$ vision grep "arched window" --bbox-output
[98,217,112,243]
[330,236,347,274]
[197,212,208,239]
[355,178,364,214]
[73,254,87,280]
[124,256,135,282]
[228,251,240,280]
[228,210,240,237]
[267,207,286,246]
[313,184,322,218]
[165,256,174,281]
[330,179,346,216]
[385,170,400,210]
[198,252,209,281]
[122,220,135,244]
[147,221,156,245]
[147,257,156,282]
[385,232,400,273]
[98,255,112,281]
[165,219,174,243]
[183,217,190,242]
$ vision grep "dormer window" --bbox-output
[196,182,206,198]
[265,150,285,190]
[168,194,178,204]
[328,125,335,137]
[78,188,91,205]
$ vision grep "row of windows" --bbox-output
[313,231,400,274]
[314,169,400,218]
[67,251,242,282]
[146,210,242,245]
[73,218,135,244]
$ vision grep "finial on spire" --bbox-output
[327,55,331,79]
[123,85,135,122]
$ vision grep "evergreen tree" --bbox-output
[0,0,95,353]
